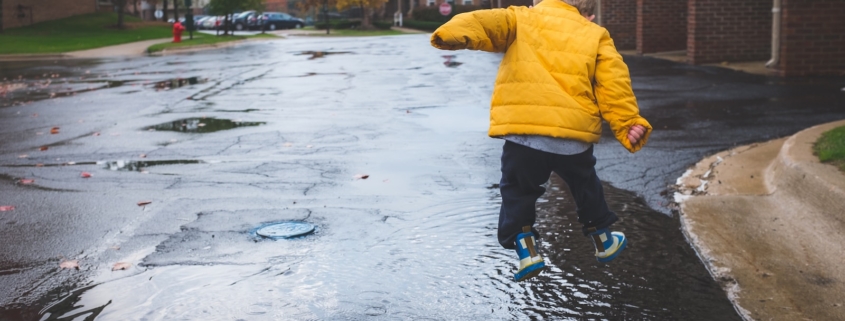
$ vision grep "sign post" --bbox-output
[439,2,452,16]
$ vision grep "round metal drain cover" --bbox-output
[256,222,315,239]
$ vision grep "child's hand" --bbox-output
[627,125,646,145]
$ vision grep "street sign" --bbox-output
[154,10,163,19]
[439,2,452,16]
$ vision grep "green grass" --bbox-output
[146,33,279,53]
[0,13,171,54]
[814,125,845,172]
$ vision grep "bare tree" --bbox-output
[112,0,128,28]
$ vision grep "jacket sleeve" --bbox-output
[430,8,517,53]
[594,30,652,153]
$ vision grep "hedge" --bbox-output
[315,20,361,30]
[372,21,393,30]
[402,20,444,32]
[411,5,485,22]
[315,20,393,30]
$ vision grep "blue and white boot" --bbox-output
[588,228,627,263]
[514,226,546,282]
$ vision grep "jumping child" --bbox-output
[431,0,651,282]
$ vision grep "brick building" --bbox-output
[398,0,843,76]
[0,0,100,31]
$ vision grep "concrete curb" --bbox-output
[771,120,845,220]
[675,119,845,321]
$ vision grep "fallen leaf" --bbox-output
[112,262,132,271]
[18,154,28,158]
[39,146,48,151]
[140,170,149,174]
[59,260,79,270]
[0,206,15,211]
[137,201,152,206]
[66,161,76,165]
[36,163,44,167]
[284,142,293,147]
[306,145,313,148]
[18,179,34,185]
[110,245,121,250]
[92,132,101,136]
[80,172,92,178]
[406,110,411,113]
[354,174,370,179]
[139,154,147,158]
[197,123,206,127]
[50,127,60,134]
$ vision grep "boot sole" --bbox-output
[597,236,627,263]
[514,262,546,282]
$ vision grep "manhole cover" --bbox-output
[256,222,315,239]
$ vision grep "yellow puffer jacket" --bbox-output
[431,0,651,153]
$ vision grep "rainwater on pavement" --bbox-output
[1,35,844,320]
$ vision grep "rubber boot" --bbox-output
[514,226,546,282]
[588,227,627,263]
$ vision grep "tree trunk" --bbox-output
[162,0,169,21]
[133,0,139,17]
[359,3,371,28]
[173,0,179,22]
[115,0,126,28]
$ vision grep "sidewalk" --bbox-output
[675,119,845,321]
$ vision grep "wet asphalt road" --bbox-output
[0,35,844,320]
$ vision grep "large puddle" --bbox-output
[8,177,739,320]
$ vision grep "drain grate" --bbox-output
[256,222,315,239]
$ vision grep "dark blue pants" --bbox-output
[498,141,618,249]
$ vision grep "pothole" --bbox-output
[101,160,205,172]
[145,118,265,133]
[297,51,351,60]
[152,77,207,91]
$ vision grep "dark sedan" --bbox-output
[258,12,305,30]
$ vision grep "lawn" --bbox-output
[814,125,845,172]
[0,13,171,54]
[146,33,279,53]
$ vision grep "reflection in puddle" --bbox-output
[152,77,207,91]
[146,118,265,133]
[297,51,351,60]
[442,55,462,68]
[101,159,204,172]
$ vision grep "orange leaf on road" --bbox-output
[50,127,60,134]
[137,201,152,206]
[39,146,48,151]
[59,260,79,270]
[80,172,92,178]
[112,262,132,271]
[0,206,15,211]
[18,179,34,185]
[354,174,370,179]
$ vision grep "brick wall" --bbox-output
[1,0,95,30]
[601,0,636,50]
[637,0,686,54]
[687,0,770,64]
[779,0,845,76]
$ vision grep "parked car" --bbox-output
[258,12,305,30]
[232,11,257,31]
[195,16,212,29]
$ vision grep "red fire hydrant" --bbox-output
[172,21,185,43]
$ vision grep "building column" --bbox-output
[778,0,845,76]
